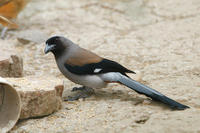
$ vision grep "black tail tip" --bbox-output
[171,104,190,110]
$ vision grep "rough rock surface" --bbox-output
[6,77,62,119]
[0,49,23,77]
[17,29,48,44]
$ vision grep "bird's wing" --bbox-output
[66,48,102,66]
[64,58,135,75]
[101,72,189,110]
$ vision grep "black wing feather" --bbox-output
[64,59,135,75]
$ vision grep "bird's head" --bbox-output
[45,36,74,57]
[45,36,64,54]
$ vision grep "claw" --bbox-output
[72,86,85,91]
[64,86,94,101]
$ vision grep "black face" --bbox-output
[45,36,65,57]
[46,36,61,46]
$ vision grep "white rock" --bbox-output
[6,77,63,119]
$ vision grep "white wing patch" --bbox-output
[94,68,102,73]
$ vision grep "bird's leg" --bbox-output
[67,92,89,101]
[72,86,85,91]
[65,86,95,101]
[1,27,8,39]
[81,86,95,94]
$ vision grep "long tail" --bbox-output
[102,72,189,110]
[118,74,189,110]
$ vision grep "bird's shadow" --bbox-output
[87,88,171,110]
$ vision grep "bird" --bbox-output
[44,36,189,110]
[0,0,29,38]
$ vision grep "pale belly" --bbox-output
[57,62,107,89]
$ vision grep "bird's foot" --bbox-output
[72,86,85,91]
[67,92,90,101]
[64,86,94,101]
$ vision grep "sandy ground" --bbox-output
[2,0,200,132]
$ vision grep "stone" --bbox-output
[135,114,150,124]
[6,77,63,119]
[0,40,23,77]
[0,53,23,77]
[17,29,48,44]
[55,85,64,97]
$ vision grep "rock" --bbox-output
[17,30,48,44]
[0,40,23,78]
[135,114,150,124]
[0,53,23,77]
[55,85,64,97]
[6,77,63,119]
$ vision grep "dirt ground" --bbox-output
[3,0,200,132]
